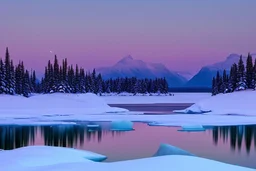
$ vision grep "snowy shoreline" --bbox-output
[1,145,254,171]
[0,92,256,127]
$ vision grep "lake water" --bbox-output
[0,122,256,169]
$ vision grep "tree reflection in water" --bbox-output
[0,125,36,150]
[0,124,125,150]
[212,125,256,154]
[1,124,256,155]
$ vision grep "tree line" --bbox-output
[0,48,169,97]
[212,53,256,95]
[41,55,169,95]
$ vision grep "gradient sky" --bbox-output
[1,0,256,74]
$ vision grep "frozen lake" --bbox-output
[0,122,256,169]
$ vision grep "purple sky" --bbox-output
[1,0,256,74]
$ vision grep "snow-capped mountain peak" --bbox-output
[226,53,240,61]
[186,53,255,87]
[97,56,187,87]
[117,55,133,64]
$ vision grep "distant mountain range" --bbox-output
[37,53,255,88]
[97,53,256,88]
[186,53,256,87]
[96,55,187,87]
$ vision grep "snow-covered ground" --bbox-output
[0,92,256,170]
[0,146,106,170]
[0,92,256,126]
[0,93,128,118]
[174,91,256,115]
[102,93,211,104]
[1,145,253,171]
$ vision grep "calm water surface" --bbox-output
[0,123,256,169]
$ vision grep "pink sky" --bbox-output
[1,1,256,74]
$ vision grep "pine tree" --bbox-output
[15,62,22,94]
[253,58,256,90]
[9,60,15,94]
[31,71,36,93]
[230,63,238,91]
[53,55,60,88]
[0,59,6,94]
[212,77,216,95]
[215,71,220,94]
[4,47,11,94]
[222,70,228,93]
[79,68,86,93]
[74,64,80,93]
[97,74,103,95]
[246,53,253,88]
[237,56,246,90]
[23,70,31,97]
[91,69,96,93]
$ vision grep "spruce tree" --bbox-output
[0,59,6,94]
[32,71,36,92]
[97,74,103,95]
[230,63,238,91]
[23,70,31,97]
[53,55,60,87]
[246,53,253,88]
[252,58,256,90]
[4,47,11,94]
[237,56,246,90]
[9,60,15,94]
[74,64,80,93]
[15,62,22,94]
[212,77,216,95]
[215,71,220,94]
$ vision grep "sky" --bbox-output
[1,0,256,74]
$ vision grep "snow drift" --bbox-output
[174,91,256,115]
[0,93,128,117]
[153,143,195,157]
[8,155,254,171]
[0,146,106,170]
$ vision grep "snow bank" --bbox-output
[153,143,194,157]
[174,91,256,115]
[102,93,211,104]
[0,146,106,169]
[10,155,254,171]
[0,93,128,117]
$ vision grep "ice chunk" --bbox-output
[87,124,100,128]
[179,125,206,132]
[87,124,101,132]
[153,143,195,157]
[0,146,107,167]
[174,104,211,114]
[110,120,134,131]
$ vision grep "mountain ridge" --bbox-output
[186,53,256,87]
[96,55,187,87]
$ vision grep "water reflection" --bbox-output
[1,124,256,153]
[0,124,127,150]
[212,125,256,153]
[0,126,36,150]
